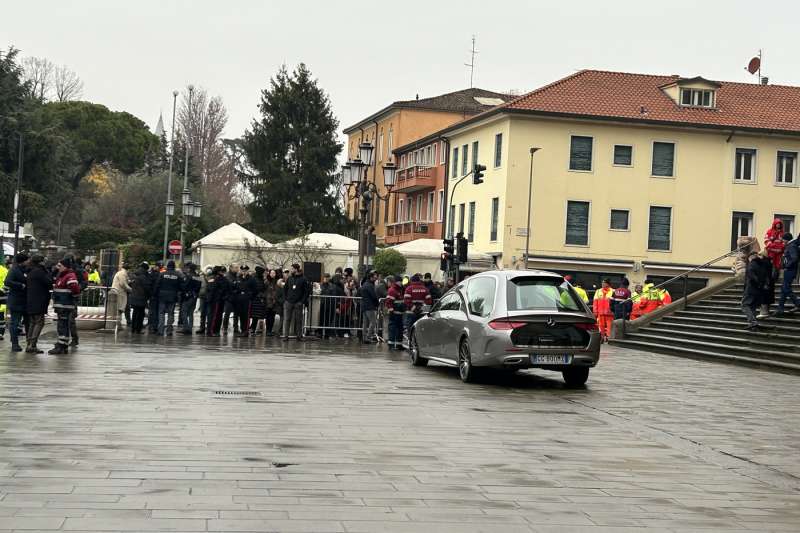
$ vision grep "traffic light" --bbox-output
[456,232,468,263]
[443,238,454,256]
[473,163,486,185]
[440,252,449,272]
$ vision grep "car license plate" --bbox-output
[530,354,571,365]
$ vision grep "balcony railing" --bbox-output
[394,165,437,192]
[386,221,435,238]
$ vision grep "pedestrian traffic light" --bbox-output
[456,232,468,263]
[440,252,449,272]
[473,163,486,185]
[443,238,454,257]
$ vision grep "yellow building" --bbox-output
[442,70,800,293]
[342,89,510,243]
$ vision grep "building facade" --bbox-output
[440,70,800,292]
[342,89,510,244]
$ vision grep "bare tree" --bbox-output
[177,85,228,184]
[52,64,84,102]
[237,228,331,269]
[22,56,54,100]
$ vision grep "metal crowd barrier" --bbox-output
[45,285,117,329]
[303,294,364,337]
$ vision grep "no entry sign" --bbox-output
[168,240,182,255]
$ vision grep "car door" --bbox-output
[416,296,445,356]
[438,291,467,361]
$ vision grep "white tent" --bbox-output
[274,233,359,280]
[280,232,358,251]
[191,223,272,269]
[390,238,494,281]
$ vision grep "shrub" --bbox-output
[373,248,407,277]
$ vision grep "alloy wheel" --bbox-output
[458,340,472,382]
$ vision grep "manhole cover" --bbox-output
[214,391,262,396]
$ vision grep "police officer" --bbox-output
[234,266,257,337]
[205,266,229,337]
[147,261,162,334]
[197,267,212,334]
[178,263,202,335]
[223,264,239,335]
[155,260,183,336]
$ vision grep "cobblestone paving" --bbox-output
[0,333,798,532]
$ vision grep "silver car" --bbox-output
[409,270,601,386]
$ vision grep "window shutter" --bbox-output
[566,201,590,245]
[648,206,672,250]
[610,210,629,230]
[569,136,593,171]
[652,142,675,177]
[613,145,632,166]
[490,198,499,241]
[494,134,502,167]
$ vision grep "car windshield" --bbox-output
[507,277,584,312]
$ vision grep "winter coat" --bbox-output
[743,255,772,306]
[765,219,786,270]
[403,281,432,312]
[385,283,405,314]
[264,279,282,309]
[284,273,309,305]
[733,236,761,279]
[359,280,380,312]
[0,263,7,314]
[156,268,183,304]
[25,264,52,315]
[782,239,800,271]
[129,267,152,307]
[180,272,203,302]
[234,275,258,304]
[147,269,161,303]
[206,274,229,304]
[52,269,80,312]
[111,268,131,311]
[592,287,614,316]
[4,264,27,313]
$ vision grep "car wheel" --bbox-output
[458,338,478,383]
[562,367,590,387]
[409,331,428,367]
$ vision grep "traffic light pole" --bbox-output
[444,164,485,283]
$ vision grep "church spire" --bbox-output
[154,112,165,137]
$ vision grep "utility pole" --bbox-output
[12,133,23,254]
[524,147,541,267]
[179,85,194,266]
[464,35,478,88]
[162,90,179,262]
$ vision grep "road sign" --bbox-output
[168,240,182,255]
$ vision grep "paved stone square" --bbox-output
[1,332,799,532]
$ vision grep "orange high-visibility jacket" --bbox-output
[592,287,614,316]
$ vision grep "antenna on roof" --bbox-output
[745,49,767,84]
[464,35,478,88]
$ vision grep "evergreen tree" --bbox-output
[243,63,345,235]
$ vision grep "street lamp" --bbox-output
[162,89,179,262]
[524,147,542,268]
[179,85,195,265]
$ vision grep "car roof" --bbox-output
[467,269,564,282]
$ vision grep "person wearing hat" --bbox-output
[128,262,152,334]
[147,262,162,334]
[24,255,52,353]
[282,263,309,340]
[111,262,132,328]
[178,263,202,335]
[205,266,229,337]
[49,257,81,355]
[359,270,380,344]
[154,260,184,336]
[4,253,29,352]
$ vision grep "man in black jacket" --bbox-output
[223,264,240,335]
[129,262,152,334]
[155,260,184,336]
[4,253,29,352]
[742,251,772,330]
[282,263,309,340]
[147,262,162,334]
[206,266,229,337]
[24,255,52,354]
[359,270,380,344]
[777,233,800,315]
[178,263,202,335]
[235,266,257,337]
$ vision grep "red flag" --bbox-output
[747,57,760,75]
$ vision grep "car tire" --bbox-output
[409,331,428,367]
[458,338,479,383]
[562,367,590,387]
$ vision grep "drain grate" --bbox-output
[214,390,262,396]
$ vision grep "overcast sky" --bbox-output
[3,1,797,145]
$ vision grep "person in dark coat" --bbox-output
[318,273,336,339]
[128,262,152,334]
[359,270,380,344]
[742,251,772,330]
[264,269,281,336]
[249,266,267,335]
[24,255,52,353]
[178,263,202,335]
[223,264,240,334]
[4,253,29,352]
[777,233,800,315]
[155,260,183,335]
[205,266,228,337]
[282,263,309,340]
[147,262,162,333]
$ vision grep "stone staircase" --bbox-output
[610,283,800,373]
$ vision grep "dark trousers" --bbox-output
[388,313,403,345]
[0,309,5,336]
[283,301,303,338]
[198,298,209,331]
[8,310,24,347]
[131,305,146,333]
[148,298,160,332]
[179,296,197,333]
[223,301,236,332]
[207,302,224,335]
[124,304,132,325]
[55,309,71,347]
[69,309,78,342]
[235,300,251,334]
[158,301,176,335]
[26,314,45,349]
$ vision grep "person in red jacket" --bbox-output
[49,257,81,355]
[763,219,785,318]
[384,276,405,350]
[592,278,614,341]
[403,274,432,338]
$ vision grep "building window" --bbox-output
[437,190,444,221]
[431,144,436,165]
[407,198,414,222]
[613,145,633,166]
[731,211,754,251]
[652,142,675,177]
[565,201,590,246]
[451,147,459,179]
[468,202,476,242]
[461,144,469,175]
[426,146,432,166]
[490,197,499,241]
[648,206,672,251]
[448,205,455,238]
[775,213,795,235]
[427,192,435,221]
[400,154,406,169]
[680,88,715,108]
[440,142,446,164]
[494,133,502,168]
[387,127,393,161]
[458,203,465,234]
[777,151,797,185]
[416,194,423,221]
[569,135,593,171]
[735,148,756,182]
[397,199,404,223]
[378,131,384,162]
[610,209,630,231]
[471,141,479,173]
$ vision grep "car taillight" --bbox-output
[574,322,599,331]
[488,320,526,330]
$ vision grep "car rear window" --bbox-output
[507,277,584,312]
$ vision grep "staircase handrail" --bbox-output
[619,243,750,306]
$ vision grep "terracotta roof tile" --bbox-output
[499,70,800,134]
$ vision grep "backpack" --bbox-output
[782,242,799,270]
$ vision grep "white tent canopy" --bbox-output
[278,232,358,252]
[192,223,271,249]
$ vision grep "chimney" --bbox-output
[761,76,769,85]
[415,94,419,100]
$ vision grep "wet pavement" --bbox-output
[0,331,799,532]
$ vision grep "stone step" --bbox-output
[675,309,800,325]
[653,320,800,343]
[660,315,800,334]
[609,339,800,373]
[623,332,800,366]
[638,326,800,353]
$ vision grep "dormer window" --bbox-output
[680,88,715,108]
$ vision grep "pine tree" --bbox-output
[242,63,345,235]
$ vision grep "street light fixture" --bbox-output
[382,161,397,188]
[358,142,374,166]
[165,200,175,217]
[162,89,179,262]
[524,147,542,268]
